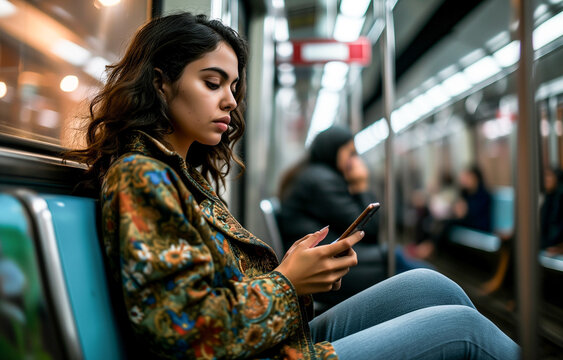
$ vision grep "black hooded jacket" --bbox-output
[278,127,379,249]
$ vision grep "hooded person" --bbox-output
[277,126,430,307]
[278,126,380,246]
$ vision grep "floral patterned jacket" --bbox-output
[100,132,338,359]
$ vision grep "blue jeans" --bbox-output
[310,269,520,360]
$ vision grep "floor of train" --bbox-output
[426,243,563,360]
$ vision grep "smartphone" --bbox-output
[333,202,380,243]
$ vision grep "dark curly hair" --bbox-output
[65,12,248,193]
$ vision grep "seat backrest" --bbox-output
[15,190,127,360]
[259,197,285,259]
[491,186,514,235]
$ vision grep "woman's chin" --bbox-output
[199,136,223,147]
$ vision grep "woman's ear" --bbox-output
[153,68,170,101]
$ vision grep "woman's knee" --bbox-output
[400,269,475,308]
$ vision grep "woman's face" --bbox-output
[545,169,556,192]
[336,140,357,174]
[161,42,239,155]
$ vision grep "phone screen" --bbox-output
[334,202,380,242]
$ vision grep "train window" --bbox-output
[0,0,149,149]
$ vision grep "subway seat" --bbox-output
[448,186,563,273]
[4,190,127,360]
[448,186,513,253]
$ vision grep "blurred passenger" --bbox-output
[454,165,493,232]
[409,189,432,245]
[278,126,431,306]
[65,13,519,359]
[429,170,458,222]
[410,165,492,259]
[540,167,563,254]
[407,171,458,259]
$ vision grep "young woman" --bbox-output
[67,12,519,359]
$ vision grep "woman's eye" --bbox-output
[205,81,219,90]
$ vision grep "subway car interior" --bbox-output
[0,0,562,359]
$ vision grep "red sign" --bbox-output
[288,37,371,66]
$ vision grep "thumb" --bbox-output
[306,226,330,248]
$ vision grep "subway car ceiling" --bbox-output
[276,0,563,154]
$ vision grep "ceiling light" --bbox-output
[0,81,6,98]
[462,56,501,84]
[60,75,79,92]
[424,84,450,108]
[0,0,16,17]
[276,41,293,59]
[272,0,284,9]
[278,71,296,86]
[493,41,519,67]
[441,72,472,97]
[391,107,409,133]
[84,56,110,82]
[275,17,289,42]
[37,109,60,128]
[52,39,91,66]
[533,11,563,49]
[410,93,434,117]
[321,61,349,91]
[97,0,121,6]
[355,119,388,154]
[340,0,371,18]
[333,15,365,42]
[306,90,340,146]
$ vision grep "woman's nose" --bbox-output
[221,90,237,111]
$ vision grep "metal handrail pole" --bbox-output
[379,0,396,276]
[514,0,539,358]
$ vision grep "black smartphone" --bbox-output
[333,202,380,242]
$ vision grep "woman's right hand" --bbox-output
[275,227,364,295]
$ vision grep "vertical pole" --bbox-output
[514,0,539,358]
[379,0,396,276]
[349,66,363,133]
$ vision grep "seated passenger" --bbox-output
[65,13,519,359]
[278,126,431,306]
[454,165,493,233]
[540,167,563,255]
[407,165,493,260]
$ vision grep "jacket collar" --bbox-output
[125,131,222,203]
[123,131,278,259]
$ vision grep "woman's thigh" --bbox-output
[331,305,519,360]
[310,269,474,342]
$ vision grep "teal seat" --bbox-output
[449,226,501,252]
[539,250,563,272]
[13,190,126,360]
[449,187,514,253]
[491,186,514,235]
[41,194,126,360]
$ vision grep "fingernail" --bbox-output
[320,225,329,231]
[360,231,365,237]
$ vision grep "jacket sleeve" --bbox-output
[303,167,379,244]
[101,155,303,359]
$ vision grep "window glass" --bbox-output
[0,0,149,148]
